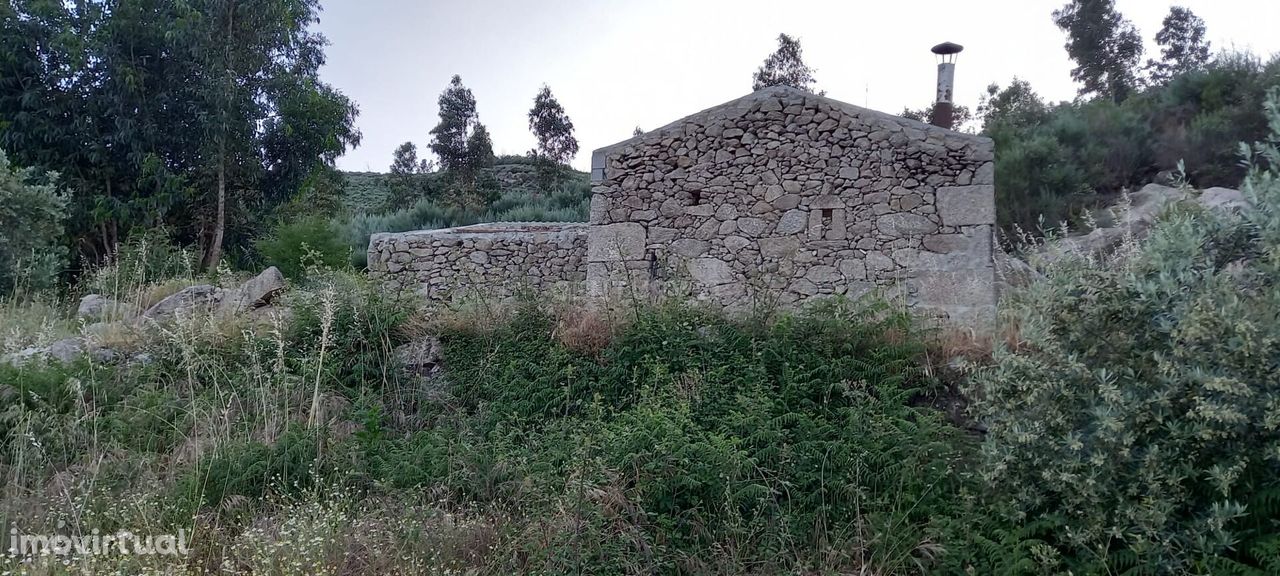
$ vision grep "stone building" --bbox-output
[369,85,996,330]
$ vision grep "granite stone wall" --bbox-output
[368,86,997,331]
[587,85,996,328]
[367,222,587,303]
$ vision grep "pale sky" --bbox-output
[315,0,1280,173]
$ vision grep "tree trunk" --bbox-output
[202,140,226,271]
[201,2,234,271]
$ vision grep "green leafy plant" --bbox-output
[256,216,351,279]
[0,150,67,295]
[969,89,1280,574]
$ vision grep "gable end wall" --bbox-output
[587,87,996,329]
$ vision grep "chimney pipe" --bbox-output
[930,41,964,130]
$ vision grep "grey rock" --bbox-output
[142,285,224,320]
[671,239,711,257]
[394,336,443,379]
[737,218,768,237]
[877,213,938,237]
[77,294,125,321]
[223,266,287,314]
[758,236,801,259]
[936,185,995,227]
[588,223,646,262]
[776,209,809,235]
[1199,187,1248,211]
[687,258,732,286]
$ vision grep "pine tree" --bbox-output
[752,33,821,93]
[1052,0,1144,103]
[1147,6,1210,84]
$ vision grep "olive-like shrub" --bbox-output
[970,91,1280,574]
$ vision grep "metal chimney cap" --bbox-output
[930,42,964,55]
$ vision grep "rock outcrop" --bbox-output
[1044,183,1251,261]
[3,267,290,367]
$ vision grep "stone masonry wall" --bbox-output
[366,86,997,331]
[587,86,996,328]
[367,223,587,303]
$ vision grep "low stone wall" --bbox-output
[367,222,588,303]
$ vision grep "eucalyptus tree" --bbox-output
[0,0,359,271]
[1052,0,1144,103]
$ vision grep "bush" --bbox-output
[256,216,351,279]
[0,150,67,295]
[968,91,1280,574]
[986,52,1280,238]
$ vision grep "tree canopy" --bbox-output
[752,33,821,93]
[527,85,579,167]
[0,0,359,270]
[1052,0,1144,102]
[1148,6,1211,84]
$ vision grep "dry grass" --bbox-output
[551,305,619,358]
[0,294,76,353]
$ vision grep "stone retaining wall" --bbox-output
[367,223,588,303]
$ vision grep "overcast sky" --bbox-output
[315,0,1280,173]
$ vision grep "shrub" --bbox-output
[256,216,351,279]
[987,52,1280,238]
[0,150,67,295]
[968,91,1280,574]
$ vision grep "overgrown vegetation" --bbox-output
[3,0,1280,572]
[0,0,360,272]
[0,245,980,573]
[984,51,1280,236]
[339,170,590,268]
[0,150,67,294]
[962,89,1280,574]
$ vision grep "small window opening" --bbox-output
[690,190,703,205]
[647,250,659,281]
[821,208,834,227]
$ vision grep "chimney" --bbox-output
[930,41,964,130]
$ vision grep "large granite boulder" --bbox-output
[1043,184,1249,261]
[77,294,127,321]
[141,284,225,320]
[220,266,287,315]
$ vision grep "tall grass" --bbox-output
[0,262,974,574]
